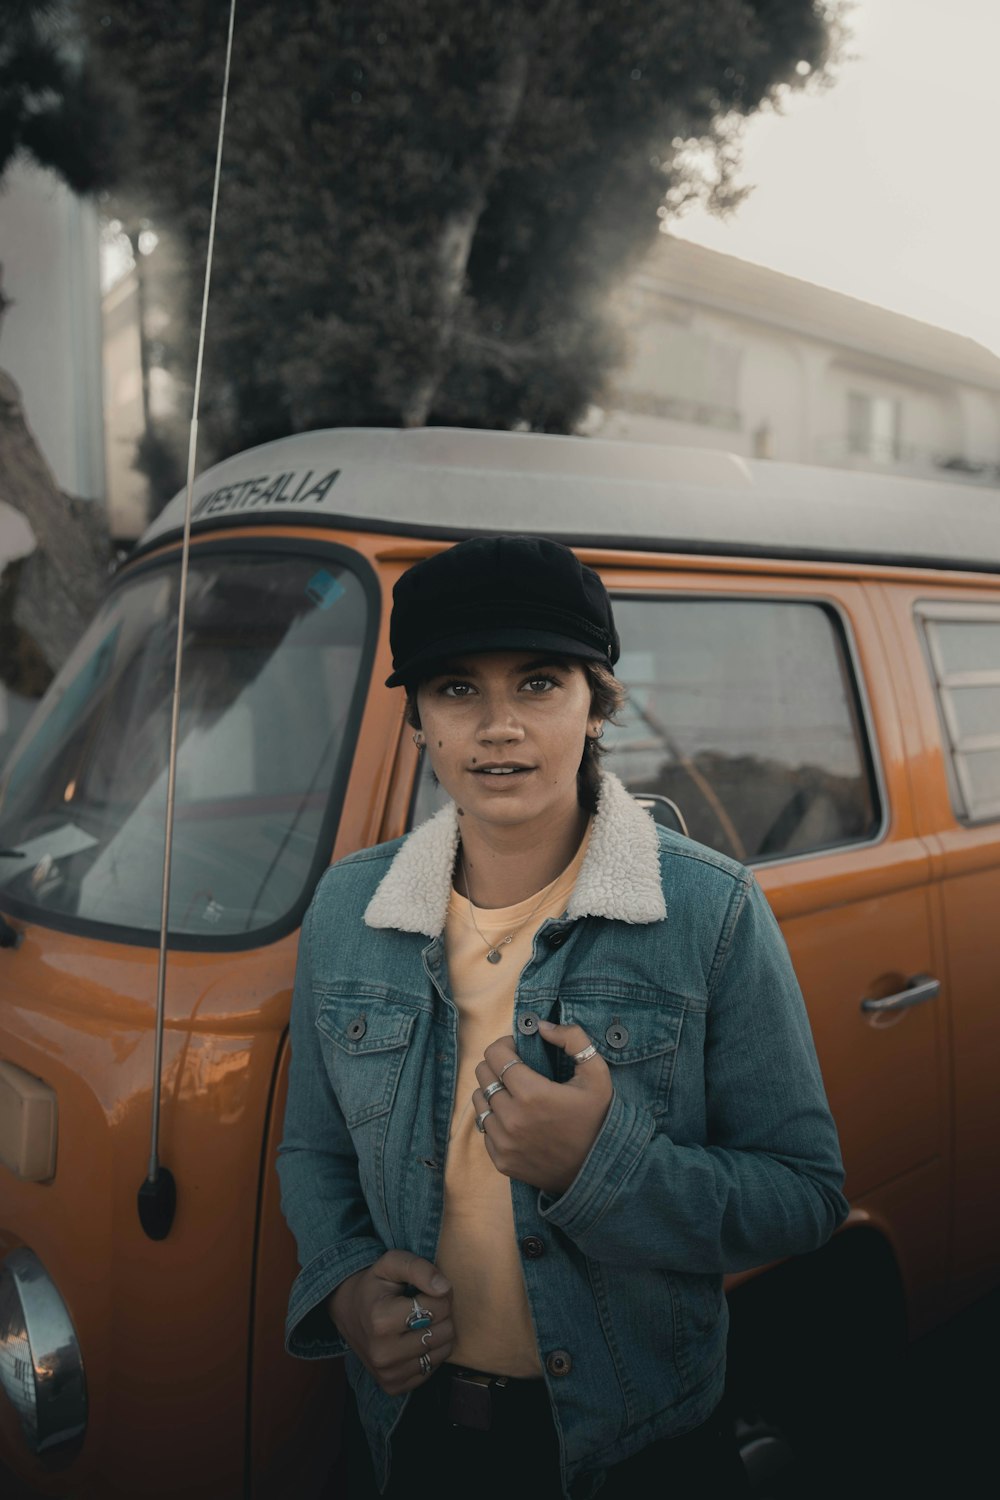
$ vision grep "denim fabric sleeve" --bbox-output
[538,875,849,1273]
[276,902,385,1358]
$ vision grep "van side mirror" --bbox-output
[632,793,689,838]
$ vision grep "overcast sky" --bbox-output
[673,0,1000,359]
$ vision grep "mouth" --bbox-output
[469,763,534,778]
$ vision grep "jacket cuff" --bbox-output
[537,1089,654,1242]
[285,1238,384,1359]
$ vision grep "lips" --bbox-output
[470,763,533,776]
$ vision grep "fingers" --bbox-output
[474,1058,519,1103]
[368,1287,452,1339]
[482,1035,531,1085]
[537,1019,611,1084]
[480,1024,611,1095]
[471,1085,501,1135]
[370,1317,457,1396]
[365,1256,456,1395]
[330,1251,459,1397]
[373,1249,451,1297]
[404,1317,455,1356]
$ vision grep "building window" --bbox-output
[614,325,743,431]
[847,392,902,462]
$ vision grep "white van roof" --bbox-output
[133,426,1000,574]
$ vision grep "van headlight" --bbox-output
[0,1248,86,1455]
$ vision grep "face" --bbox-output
[415,651,602,835]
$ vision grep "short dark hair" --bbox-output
[405,658,626,813]
[578,662,626,811]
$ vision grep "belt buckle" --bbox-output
[447,1371,493,1431]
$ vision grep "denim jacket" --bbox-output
[277,771,848,1498]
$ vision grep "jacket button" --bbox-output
[346,1017,367,1041]
[546,1349,572,1377]
[546,928,569,948]
[521,1235,545,1260]
[605,1021,629,1049]
[517,1011,541,1035]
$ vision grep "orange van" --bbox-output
[1,427,998,1496]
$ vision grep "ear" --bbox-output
[587,717,604,740]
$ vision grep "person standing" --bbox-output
[277,535,847,1499]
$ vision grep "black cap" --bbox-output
[385,535,620,687]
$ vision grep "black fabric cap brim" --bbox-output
[385,628,611,687]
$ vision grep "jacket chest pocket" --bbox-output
[558,994,685,1117]
[315,994,417,1129]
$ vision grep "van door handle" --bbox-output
[860,974,941,1014]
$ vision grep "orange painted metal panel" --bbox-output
[871,578,1000,1311]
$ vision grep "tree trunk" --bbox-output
[0,367,112,682]
[400,43,531,429]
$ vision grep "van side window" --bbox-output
[410,595,879,864]
[605,597,879,863]
[919,605,1000,822]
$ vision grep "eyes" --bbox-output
[437,673,561,699]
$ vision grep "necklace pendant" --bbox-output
[487,948,503,964]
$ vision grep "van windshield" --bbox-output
[0,547,370,945]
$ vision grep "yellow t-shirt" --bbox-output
[436,830,590,1376]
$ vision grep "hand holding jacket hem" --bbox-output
[328,1249,455,1396]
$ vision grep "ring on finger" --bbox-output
[482,1079,505,1102]
[405,1296,433,1331]
[421,1329,433,1346]
[475,1107,493,1133]
[419,1352,432,1376]
[573,1043,599,1063]
[498,1058,521,1079]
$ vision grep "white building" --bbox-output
[600,236,1000,487]
[0,161,105,500]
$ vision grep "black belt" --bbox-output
[426,1363,548,1432]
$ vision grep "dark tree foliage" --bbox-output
[83,0,838,473]
[0,0,123,192]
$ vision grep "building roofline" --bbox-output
[635,237,1000,395]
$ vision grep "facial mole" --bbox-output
[457,807,465,816]
[438,740,442,748]
[471,757,477,764]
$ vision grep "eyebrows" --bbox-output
[426,656,575,681]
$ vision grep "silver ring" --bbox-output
[419,1352,432,1376]
[475,1108,493,1133]
[482,1080,505,1102]
[498,1058,521,1079]
[421,1329,433,1346]
[572,1043,598,1063]
[405,1296,432,1331]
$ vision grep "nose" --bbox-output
[475,693,525,745]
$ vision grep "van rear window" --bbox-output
[919,606,1000,823]
[410,594,880,864]
[0,546,370,946]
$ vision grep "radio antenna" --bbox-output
[138,0,238,1241]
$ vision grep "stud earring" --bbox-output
[412,732,424,747]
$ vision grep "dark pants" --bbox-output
[337,1365,751,1499]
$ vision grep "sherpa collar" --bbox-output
[363,770,666,938]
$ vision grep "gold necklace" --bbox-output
[459,850,565,964]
